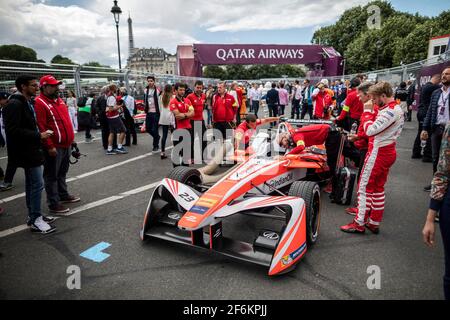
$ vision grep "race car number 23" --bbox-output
[179,192,195,203]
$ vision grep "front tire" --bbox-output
[288,181,321,246]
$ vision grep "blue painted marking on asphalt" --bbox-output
[80,242,111,263]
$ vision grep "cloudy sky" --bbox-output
[0,0,448,68]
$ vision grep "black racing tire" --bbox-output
[162,167,203,202]
[288,181,321,246]
[166,167,202,186]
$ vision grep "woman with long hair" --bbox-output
[66,90,78,133]
[159,84,175,160]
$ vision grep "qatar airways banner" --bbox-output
[193,44,327,65]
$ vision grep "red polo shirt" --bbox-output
[170,97,193,129]
[186,92,206,121]
[235,119,262,145]
[288,124,330,155]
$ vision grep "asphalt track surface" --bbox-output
[0,113,444,300]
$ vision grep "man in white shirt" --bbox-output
[248,83,261,118]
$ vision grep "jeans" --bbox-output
[24,166,44,223]
[252,101,260,118]
[146,112,160,149]
[440,188,450,300]
[43,147,70,207]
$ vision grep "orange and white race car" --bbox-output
[140,120,348,276]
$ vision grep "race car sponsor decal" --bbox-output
[184,215,197,223]
[280,242,307,268]
[189,205,210,215]
[262,231,280,241]
[254,168,306,194]
[196,198,218,207]
[168,213,182,220]
[281,255,293,266]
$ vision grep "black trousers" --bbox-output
[432,125,445,173]
[191,120,207,162]
[413,109,432,159]
[160,125,170,153]
[268,104,278,127]
[213,122,234,141]
[172,128,192,167]
[100,115,117,149]
[124,114,137,146]
[301,103,313,120]
[291,99,300,119]
[3,161,17,184]
[146,112,160,149]
[43,148,70,207]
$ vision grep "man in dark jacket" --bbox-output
[266,83,280,128]
[144,76,161,152]
[3,75,56,234]
[413,74,441,161]
[422,68,450,192]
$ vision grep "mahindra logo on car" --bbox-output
[263,231,279,241]
[168,213,181,220]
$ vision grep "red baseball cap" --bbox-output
[40,75,62,87]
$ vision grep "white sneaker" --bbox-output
[30,216,57,234]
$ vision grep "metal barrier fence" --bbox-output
[259,50,450,86]
[0,60,219,99]
[1,50,449,98]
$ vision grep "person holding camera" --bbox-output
[34,75,81,215]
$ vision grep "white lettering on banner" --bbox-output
[258,50,266,59]
[216,48,306,62]
[216,49,226,61]
[269,49,276,59]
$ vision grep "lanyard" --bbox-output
[439,91,450,117]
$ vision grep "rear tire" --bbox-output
[288,181,321,246]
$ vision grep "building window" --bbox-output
[434,45,448,55]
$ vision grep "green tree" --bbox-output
[0,44,40,62]
[51,54,75,65]
[203,65,227,79]
[225,65,250,80]
[312,0,395,55]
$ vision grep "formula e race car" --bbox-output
[140,119,351,276]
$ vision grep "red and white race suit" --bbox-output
[355,101,404,226]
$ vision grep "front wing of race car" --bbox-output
[140,178,308,276]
